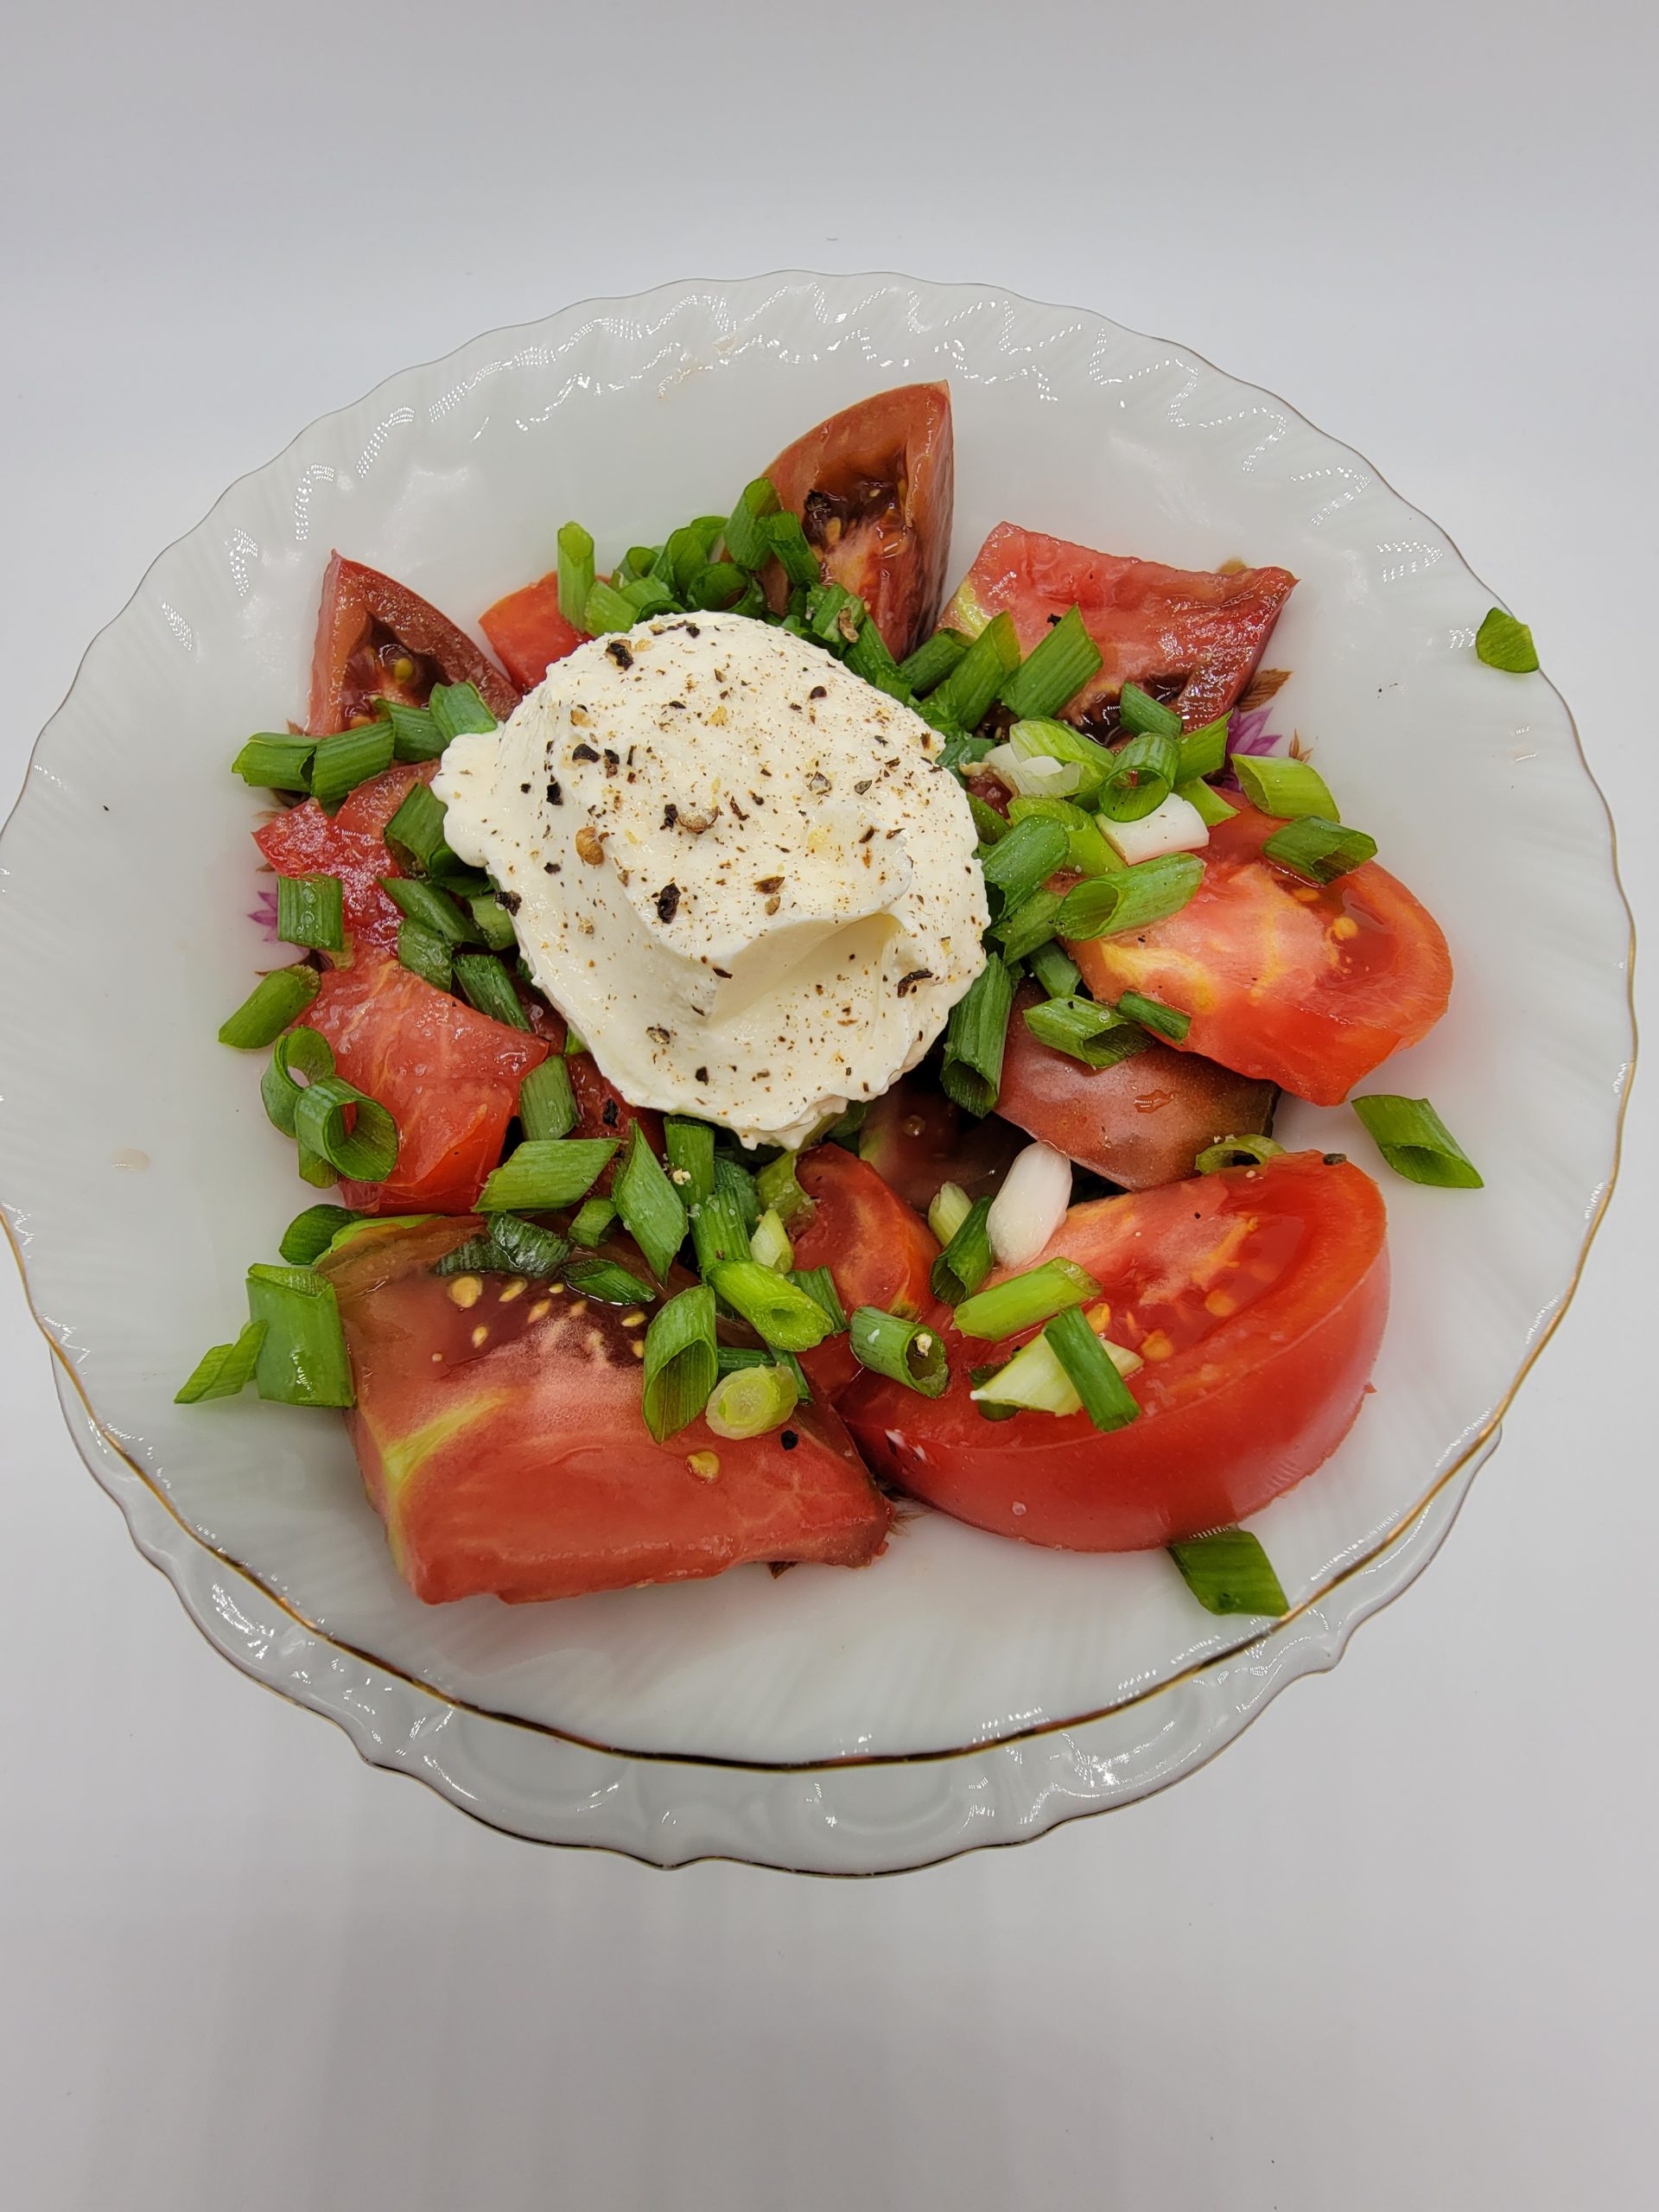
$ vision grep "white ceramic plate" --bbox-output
[0,273,1631,1872]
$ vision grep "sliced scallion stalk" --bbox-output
[764,510,821,591]
[970,1326,1140,1418]
[488,1213,572,1277]
[1231,754,1338,821]
[175,1319,267,1404]
[453,953,531,1030]
[641,1285,718,1442]
[434,1233,511,1276]
[1118,990,1191,1044]
[1007,718,1116,801]
[612,1122,688,1280]
[899,629,969,696]
[279,1203,361,1266]
[380,875,477,944]
[557,522,596,634]
[429,683,498,742]
[991,887,1064,964]
[716,1153,760,1232]
[704,1362,799,1440]
[723,476,782,571]
[1007,796,1115,877]
[260,1025,335,1137]
[1261,817,1376,883]
[464,893,515,955]
[968,792,1010,845]
[927,611,1020,733]
[232,734,315,791]
[685,561,747,612]
[755,1149,813,1228]
[397,920,453,993]
[1475,607,1539,673]
[928,1180,973,1247]
[929,1195,995,1306]
[569,1195,618,1247]
[276,874,345,955]
[581,579,637,635]
[844,613,911,702]
[1055,853,1205,939]
[1116,683,1183,739]
[518,1057,576,1142]
[690,1169,753,1274]
[1168,1528,1287,1616]
[1096,730,1181,823]
[663,1117,716,1208]
[659,516,727,594]
[1194,1133,1286,1173]
[941,953,1015,1116]
[292,1074,399,1183]
[1044,1305,1141,1432]
[997,605,1102,721]
[849,1307,949,1396]
[246,1263,354,1407]
[219,964,321,1050]
[790,1266,848,1333]
[310,723,394,811]
[1174,717,1230,784]
[1024,995,1154,1070]
[1028,941,1082,1001]
[478,1138,616,1213]
[1176,776,1239,826]
[564,1255,657,1306]
[748,1208,793,1271]
[715,1345,814,1405]
[1351,1095,1484,1188]
[952,1255,1100,1342]
[705,1262,833,1351]
[378,700,445,765]
[383,781,459,877]
[979,816,1070,918]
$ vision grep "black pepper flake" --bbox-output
[695,1065,709,1084]
[546,779,563,805]
[809,684,827,700]
[854,779,873,795]
[728,796,748,822]
[753,875,784,893]
[806,772,830,794]
[779,1430,799,1452]
[668,699,686,710]
[544,861,560,874]
[662,803,678,829]
[606,639,633,669]
[498,890,523,916]
[647,1025,672,1046]
[571,743,600,763]
[601,1098,620,1129]
[603,748,620,774]
[859,825,877,843]
[896,969,932,997]
[519,781,531,794]
[656,882,681,923]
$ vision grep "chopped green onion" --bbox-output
[755,1149,813,1228]
[613,543,658,588]
[690,1166,754,1274]
[1351,1095,1484,1188]
[844,613,911,701]
[849,1306,949,1396]
[899,629,969,696]
[319,1214,434,1259]
[1261,817,1376,884]
[1056,853,1205,939]
[434,1233,511,1276]
[453,953,531,1030]
[564,1255,656,1306]
[1194,1133,1286,1173]
[378,700,445,765]
[1117,683,1183,739]
[641,1285,718,1442]
[1024,995,1154,1070]
[928,1181,973,1247]
[663,1117,716,1208]
[396,920,453,993]
[998,605,1102,721]
[383,781,460,877]
[1174,717,1230,784]
[969,1362,1021,1421]
[952,1255,1100,1342]
[218,964,320,1050]
[980,815,1068,918]
[1044,1305,1141,1432]
[716,1154,760,1231]
[260,1025,335,1137]
[429,683,498,741]
[232,734,315,791]
[279,1203,361,1266]
[464,893,516,954]
[477,1138,616,1212]
[968,792,1010,845]
[518,1058,576,1142]
[659,516,728,594]
[790,1265,848,1333]
[562,1022,587,1055]
[276,874,345,955]
[1231,754,1338,821]
[1096,730,1180,823]
[764,510,821,591]
[1007,718,1116,800]
[581,578,637,635]
[723,476,781,571]
[940,953,1015,1116]
[292,1074,398,1183]
[937,730,997,775]
[1169,1528,1287,1616]
[715,1345,814,1405]
[617,575,678,620]
[569,1195,617,1247]
[1118,990,1191,1044]
[706,1262,832,1351]
[380,875,476,944]
[704,1362,799,1440]
[175,1319,267,1404]
[929,1195,995,1306]
[748,1207,793,1272]
[557,522,596,633]
[612,1122,689,1279]
[1176,777,1238,826]
[1007,796,1115,877]
[971,1325,1140,1418]
[684,561,748,612]
[310,723,395,811]
[487,1214,571,1276]
[991,887,1064,965]
[927,612,1020,733]
[245,1263,354,1407]
[1028,941,1082,1001]
[800,579,854,645]
[1475,607,1539,673]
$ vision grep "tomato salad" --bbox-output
[188,382,1487,1622]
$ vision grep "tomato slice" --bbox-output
[843,1153,1389,1551]
[764,384,954,658]
[791,1146,939,1399]
[855,1077,1026,1212]
[304,958,550,1213]
[997,983,1277,1188]
[1068,804,1452,1105]
[253,762,434,963]
[321,1217,892,1604]
[307,552,520,734]
[567,1052,664,1192]
[479,570,586,691]
[945,522,1295,728]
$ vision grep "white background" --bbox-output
[2,3,1653,2205]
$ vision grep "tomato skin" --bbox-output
[1068,804,1452,1106]
[855,1077,1026,1212]
[307,552,519,734]
[842,1154,1389,1551]
[791,1146,939,1399]
[479,570,585,690]
[764,384,954,658]
[946,522,1294,728]
[253,762,434,963]
[997,984,1276,1189]
[567,1052,664,1191]
[322,1217,892,1605]
[304,959,550,1213]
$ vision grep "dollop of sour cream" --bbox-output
[435,613,988,1147]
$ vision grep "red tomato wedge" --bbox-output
[843,1154,1389,1552]
[1068,804,1452,1106]
[304,959,549,1213]
[764,384,954,658]
[307,552,519,734]
[855,1077,1026,1212]
[791,1147,939,1399]
[568,1052,664,1192]
[945,522,1295,728]
[479,570,585,691]
[997,983,1277,1189]
[321,1217,892,1604]
[253,762,434,963]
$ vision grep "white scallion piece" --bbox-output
[1098,788,1211,865]
[987,1141,1073,1269]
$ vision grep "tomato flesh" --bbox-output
[997,983,1276,1188]
[945,522,1295,728]
[253,762,434,964]
[843,1153,1389,1550]
[480,570,586,690]
[1068,804,1452,1105]
[855,1077,1027,1212]
[304,959,550,1213]
[791,1146,938,1399]
[764,384,954,658]
[308,552,519,734]
[321,1217,892,1604]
